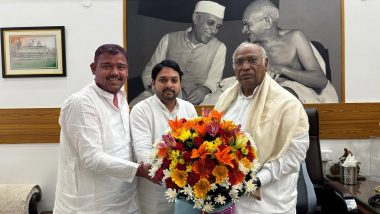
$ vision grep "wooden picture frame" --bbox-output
[1,26,66,78]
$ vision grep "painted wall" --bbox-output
[0,0,123,211]
[0,0,379,212]
[0,0,123,108]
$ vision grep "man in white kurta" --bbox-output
[54,44,153,214]
[130,59,197,214]
[214,43,309,214]
[130,1,226,105]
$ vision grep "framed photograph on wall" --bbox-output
[1,26,66,78]
[125,0,344,105]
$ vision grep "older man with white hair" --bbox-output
[130,1,226,105]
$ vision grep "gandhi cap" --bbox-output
[194,1,225,19]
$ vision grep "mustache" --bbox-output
[106,75,122,80]
[163,88,175,93]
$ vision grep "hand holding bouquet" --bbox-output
[149,109,260,213]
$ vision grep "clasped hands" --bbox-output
[268,65,287,83]
[136,161,161,185]
[186,86,211,105]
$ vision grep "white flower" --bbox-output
[194,199,204,209]
[148,158,162,177]
[148,165,159,178]
[180,185,194,200]
[251,159,261,172]
[210,183,217,191]
[233,183,243,191]
[163,169,171,180]
[238,161,250,174]
[215,194,226,205]
[165,188,177,203]
[220,180,231,188]
[202,202,214,213]
[229,187,240,202]
[148,148,158,162]
[244,179,257,194]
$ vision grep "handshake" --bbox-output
[135,161,161,185]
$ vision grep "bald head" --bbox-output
[243,0,279,23]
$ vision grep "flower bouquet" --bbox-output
[149,109,260,213]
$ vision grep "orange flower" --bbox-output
[220,120,234,131]
[209,109,223,122]
[212,165,229,184]
[195,123,207,137]
[169,117,183,137]
[157,147,168,158]
[193,178,211,199]
[191,143,209,159]
[171,169,188,188]
[169,117,182,131]
[192,158,212,178]
[215,147,235,168]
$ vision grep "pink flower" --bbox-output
[206,120,219,137]
[162,133,176,147]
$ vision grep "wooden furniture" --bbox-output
[342,179,380,214]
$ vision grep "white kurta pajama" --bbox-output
[215,74,310,214]
[54,81,140,214]
[130,95,197,214]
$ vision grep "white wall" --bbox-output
[0,0,379,212]
[0,0,124,108]
[0,0,123,211]
[320,0,380,180]
[345,0,380,102]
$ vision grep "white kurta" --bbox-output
[130,95,197,214]
[54,81,140,214]
[223,89,309,214]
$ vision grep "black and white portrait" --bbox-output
[126,0,342,105]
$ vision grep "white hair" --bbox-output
[232,42,267,69]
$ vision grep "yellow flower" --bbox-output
[241,147,248,155]
[169,159,178,171]
[235,133,248,149]
[194,178,211,199]
[205,141,218,153]
[212,165,229,184]
[186,164,192,172]
[171,169,188,188]
[179,158,185,165]
[169,150,180,160]
[179,129,192,141]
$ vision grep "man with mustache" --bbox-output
[215,42,309,214]
[130,59,197,214]
[130,1,226,105]
[54,44,155,214]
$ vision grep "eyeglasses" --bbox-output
[100,63,128,71]
[243,16,267,29]
[234,57,263,66]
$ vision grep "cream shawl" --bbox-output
[214,73,309,165]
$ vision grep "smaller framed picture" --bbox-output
[1,26,66,78]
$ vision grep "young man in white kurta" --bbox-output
[130,59,197,214]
